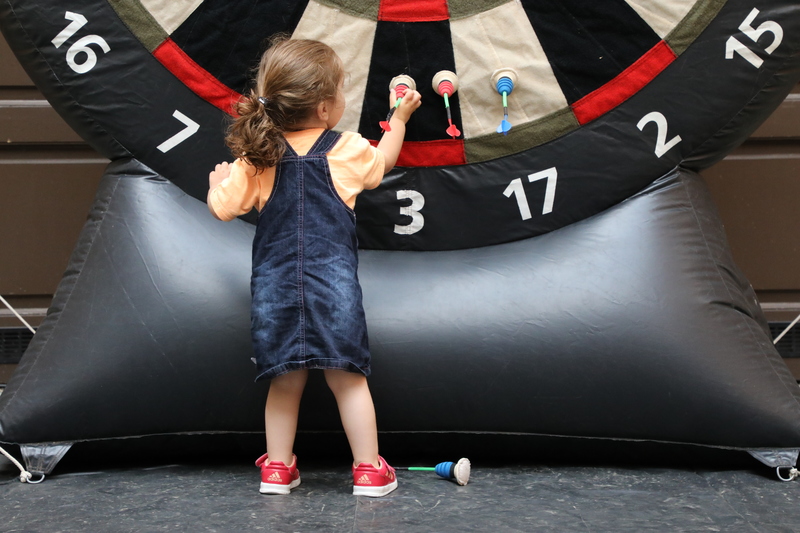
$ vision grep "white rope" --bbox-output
[777,466,800,482]
[0,445,38,483]
[0,301,44,483]
[773,313,800,345]
[0,295,37,335]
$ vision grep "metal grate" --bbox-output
[0,327,35,364]
[770,322,800,358]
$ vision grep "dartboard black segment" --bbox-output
[571,40,676,125]
[168,0,310,93]
[359,20,465,166]
[519,0,662,103]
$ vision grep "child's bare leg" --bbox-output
[265,369,308,465]
[324,369,380,466]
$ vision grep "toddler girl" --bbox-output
[207,37,420,497]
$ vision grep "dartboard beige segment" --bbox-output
[292,1,376,134]
[138,0,204,35]
[624,0,699,39]
[451,1,569,139]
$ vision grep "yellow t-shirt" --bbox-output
[209,128,385,221]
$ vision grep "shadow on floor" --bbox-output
[49,431,762,472]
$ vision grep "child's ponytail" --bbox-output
[226,37,344,172]
[226,91,287,172]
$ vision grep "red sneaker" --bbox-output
[255,453,301,495]
[352,456,398,497]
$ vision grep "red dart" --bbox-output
[380,82,411,132]
[441,90,460,138]
[433,72,461,139]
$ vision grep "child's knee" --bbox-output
[323,369,366,394]
[271,369,308,393]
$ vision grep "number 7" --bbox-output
[527,168,557,215]
[157,110,199,153]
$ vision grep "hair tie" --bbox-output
[257,96,269,106]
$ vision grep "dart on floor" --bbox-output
[397,458,471,485]
[433,70,461,139]
[380,74,416,132]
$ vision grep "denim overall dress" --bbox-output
[251,129,371,381]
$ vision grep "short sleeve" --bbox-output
[208,158,261,221]
[339,132,385,188]
[327,132,385,208]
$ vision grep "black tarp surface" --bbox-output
[1,160,798,450]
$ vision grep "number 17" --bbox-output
[503,167,558,221]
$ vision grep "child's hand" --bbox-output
[391,89,421,124]
[207,161,232,220]
[209,161,232,190]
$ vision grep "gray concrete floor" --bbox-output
[2,435,800,532]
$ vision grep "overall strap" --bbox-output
[282,137,299,158]
[307,129,342,156]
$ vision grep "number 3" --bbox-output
[394,190,425,235]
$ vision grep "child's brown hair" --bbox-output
[226,36,345,171]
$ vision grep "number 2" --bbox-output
[637,112,681,158]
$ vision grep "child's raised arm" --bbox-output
[377,89,421,174]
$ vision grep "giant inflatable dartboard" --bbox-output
[7,0,793,250]
[2,0,800,475]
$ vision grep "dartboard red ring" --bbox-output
[2,0,799,250]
